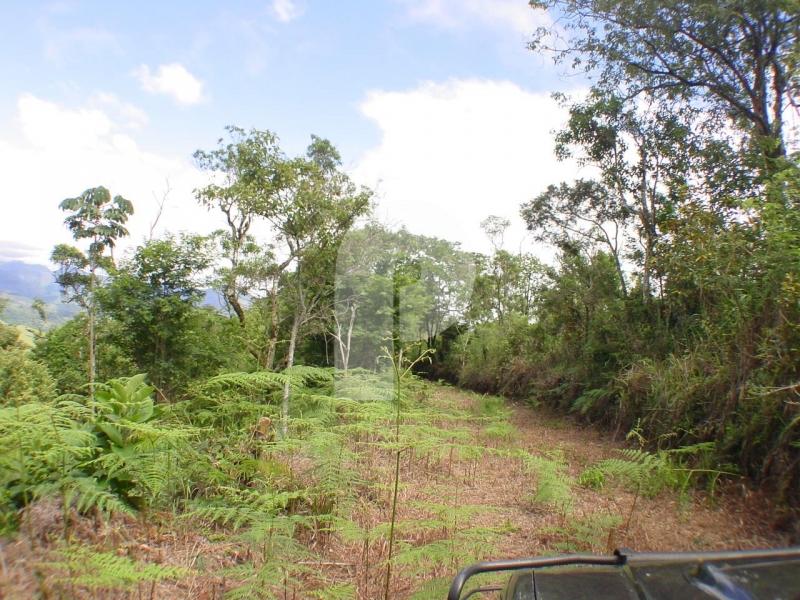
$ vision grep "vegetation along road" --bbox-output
[1,373,790,599]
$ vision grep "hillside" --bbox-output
[0,261,223,328]
[0,259,79,328]
[0,261,60,300]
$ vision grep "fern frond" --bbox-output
[42,545,190,591]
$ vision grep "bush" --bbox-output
[0,373,201,531]
[0,320,56,406]
[0,347,56,406]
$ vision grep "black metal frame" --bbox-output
[447,547,800,600]
[447,553,623,600]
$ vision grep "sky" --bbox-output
[0,0,591,265]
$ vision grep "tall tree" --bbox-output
[332,224,387,373]
[99,234,230,395]
[194,126,287,330]
[529,0,799,161]
[263,136,372,435]
[522,89,741,301]
[52,186,133,395]
[522,179,629,297]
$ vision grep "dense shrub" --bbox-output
[0,321,56,405]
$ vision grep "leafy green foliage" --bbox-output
[543,512,623,553]
[0,399,130,532]
[42,545,189,592]
[0,320,56,405]
[32,315,136,395]
[529,0,797,161]
[579,443,734,498]
[0,373,203,531]
[99,234,243,394]
[522,451,575,513]
[87,374,197,505]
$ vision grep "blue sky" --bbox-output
[0,0,588,263]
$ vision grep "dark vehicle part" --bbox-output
[447,547,800,600]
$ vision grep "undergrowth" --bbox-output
[0,367,522,597]
[0,367,747,598]
[578,440,737,498]
[39,545,190,596]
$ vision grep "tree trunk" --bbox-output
[344,303,355,373]
[280,306,301,437]
[392,271,402,360]
[265,279,280,371]
[88,265,96,405]
[226,291,246,326]
[640,157,652,300]
[334,317,347,372]
[333,302,356,374]
[611,250,628,298]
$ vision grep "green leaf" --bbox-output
[110,445,135,460]
[97,423,124,447]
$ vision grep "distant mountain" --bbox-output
[0,260,228,328]
[0,293,80,329]
[202,288,228,310]
[0,261,61,301]
[0,261,77,328]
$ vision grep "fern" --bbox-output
[579,449,676,496]
[186,487,308,530]
[520,451,575,512]
[222,517,316,600]
[203,370,290,393]
[0,401,119,525]
[308,583,357,599]
[578,443,733,498]
[305,430,362,515]
[5,371,630,597]
[482,421,516,442]
[409,577,451,599]
[543,512,622,552]
[469,394,510,418]
[42,545,190,592]
[63,476,134,516]
[571,387,610,415]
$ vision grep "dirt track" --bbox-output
[430,386,790,559]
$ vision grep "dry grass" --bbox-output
[0,384,790,599]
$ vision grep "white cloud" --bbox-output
[134,63,205,106]
[0,94,218,264]
[400,0,551,36]
[17,94,113,151]
[351,79,588,256]
[89,93,149,129]
[271,0,304,23]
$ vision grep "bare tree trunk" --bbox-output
[148,178,170,241]
[333,315,346,370]
[332,302,356,374]
[640,161,652,300]
[88,265,96,405]
[265,278,280,370]
[612,249,628,299]
[344,303,355,372]
[280,306,301,437]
